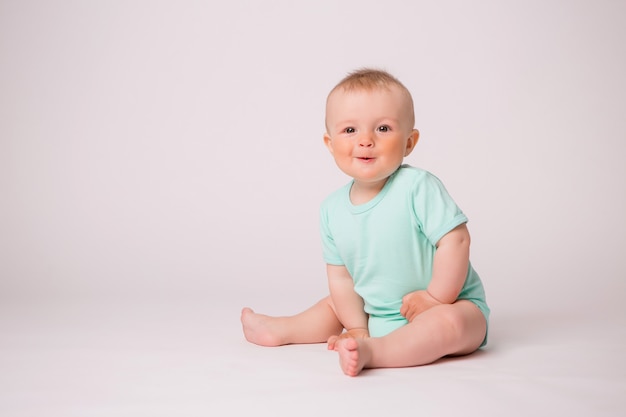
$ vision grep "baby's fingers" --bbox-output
[327,335,339,350]
[400,302,413,319]
[400,295,411,317]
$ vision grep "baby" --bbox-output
[241,68,489,376]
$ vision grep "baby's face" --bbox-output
[324,86,417,190]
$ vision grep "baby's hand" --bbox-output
[400,290,442,322]
[327,328,369,351]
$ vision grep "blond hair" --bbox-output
[327,68,415,127]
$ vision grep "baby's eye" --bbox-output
[344,127,356,134]
[377,125,390,132]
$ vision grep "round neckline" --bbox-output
[345,168,400,214]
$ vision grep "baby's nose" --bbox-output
[358,133,374,147]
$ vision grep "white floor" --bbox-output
[1,292,624,417]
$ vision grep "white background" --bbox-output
[1,1,625,416]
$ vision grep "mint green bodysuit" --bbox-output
[320,165,489,339]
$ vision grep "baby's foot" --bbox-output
[240,307,285,347]
[336,337,370,376]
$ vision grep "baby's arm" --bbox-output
[401,223,470,321]
[428,223,471,303]
[326,264,369,349]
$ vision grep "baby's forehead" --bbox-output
[327,85,405,109]
[325,84,415,128]
[326,85,410,111]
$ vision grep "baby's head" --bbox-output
[325,68,416,132]
[324,68,419,191]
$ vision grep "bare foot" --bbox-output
[240,307,285,347]
[336,337,371,376]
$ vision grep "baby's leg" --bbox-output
[241,296,343,346]
[335,300,486,376]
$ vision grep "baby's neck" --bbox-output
[349,178,389,205]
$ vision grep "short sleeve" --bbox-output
[320,202,344,265]
[411,172,468,246]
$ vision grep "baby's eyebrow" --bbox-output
[332,121,356,129]
[378,117,400,124]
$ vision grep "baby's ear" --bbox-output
[404,129,420,156]
[323,133,335,154]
